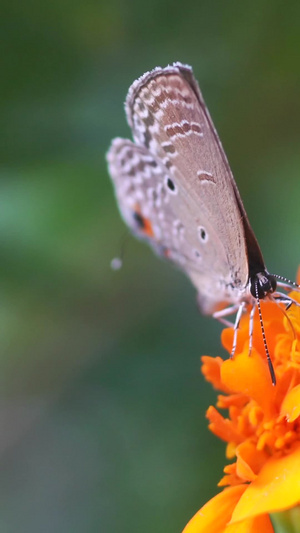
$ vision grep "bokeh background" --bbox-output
[2,1,300,531]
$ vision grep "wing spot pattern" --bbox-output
[165,120,203,139]
[132,208,154,238]
[197,170,216,184]
[198,226,208,243]
[164,175,177,194]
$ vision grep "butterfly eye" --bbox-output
[165,176,177,194]
[198,226,208,243]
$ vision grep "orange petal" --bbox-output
[221,350,275,415]
[273,367,298,413]
[281,384,300,422]
[218,464,242,487]
[222,327,246,356]
[206,406,243,444]
[182,485,246,533]
[296,266,300,285]
[221,302,283,357]
[231,444,300,522]
[258,300,284,323]
[225,513,274,532]
[201,356,228,392]
[221,313,252,355]
[218,474,242,487]
[217,393,247,409]
[235,442,268,482]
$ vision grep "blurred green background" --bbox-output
[1,1,300,531]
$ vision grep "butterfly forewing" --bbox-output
[126,65,250,284]
[108,63,258,312]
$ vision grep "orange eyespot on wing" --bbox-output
[132,207,154,238]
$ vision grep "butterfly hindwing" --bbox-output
[108,136,243,313]
[107,137,200,265]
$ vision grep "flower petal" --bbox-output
[235,442,268,482]
[281,384,300,422]
[296,266,300,285]
[225,513,274,533]
[221,327,246,356]
[231,444,300,522]
[206,406,243,444]
[182,485,246,533]
[201,356,228,392]
[221,350,275,415]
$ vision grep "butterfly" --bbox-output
[107,62,299,385]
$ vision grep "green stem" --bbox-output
[271,507,300,533]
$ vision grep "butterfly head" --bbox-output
[250,271,277,300]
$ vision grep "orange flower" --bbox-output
[183,284,300,532]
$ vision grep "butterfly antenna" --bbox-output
[271,274,300,291]
[255,281,276,386]
[110,230,130,271]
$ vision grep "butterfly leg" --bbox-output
[276,280,300,293]
[213,302,246,358]
[213,304,241,328]
[248,302,256,355]
[230,302,246,358]
[273,292,300,310]
[271,293,297,340]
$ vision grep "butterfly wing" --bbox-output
[107,63,264,313]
